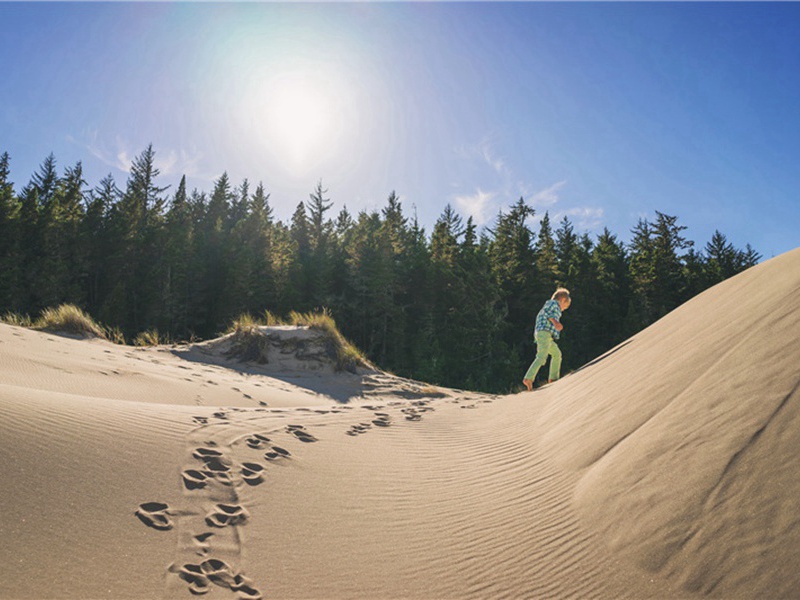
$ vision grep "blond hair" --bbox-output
[552,287,571,304]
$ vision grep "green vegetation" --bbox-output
[0,147,762,392]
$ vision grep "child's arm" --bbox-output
[549,317,563,332]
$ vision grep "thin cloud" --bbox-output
[553,206,606,232]
[453,137,534,225]
[454,188,496,226]
[455,138,510,178]
[69,131,204,179]
[532,180,567,208]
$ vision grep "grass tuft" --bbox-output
[225,313,270,363]
[105,326,127,345]
[288,309,369,373]
[134,329,167,347]
[1,311,33,328]
[32,304,107,339]
[224,309,369,372]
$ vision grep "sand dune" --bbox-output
[1,247,799,599]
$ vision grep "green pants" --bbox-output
[524,331,562,382]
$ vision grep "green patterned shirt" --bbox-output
[535,299,562,339]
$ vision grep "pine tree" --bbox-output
[705,230,739,284]
[0,152,21,311]
[83,174,120,315]
[591,228,630,350]
[488,198,538,376]
[305,181,334,307]
[626,218,655,332]
[162,175,194,334]
[104,145,169,332]
[535,212,559,293]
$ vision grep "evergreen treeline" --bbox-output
[0,147,761,393]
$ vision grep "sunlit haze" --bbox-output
[2,2,799,257]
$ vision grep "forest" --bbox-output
[0,145,761,393]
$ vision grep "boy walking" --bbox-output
[523,288,571,391]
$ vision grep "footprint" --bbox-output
[289,429,319,444]
[184,560,262,598]
[346,423,369,436]
[206,504,250,528]
[372,415,391,428]
[193,448,232,473]
[403,409,423,422]
[193,448,223,459]
[265,446,291,461]
[241,463,265,485]
[245,434,271,449]
[135,502,173,531]
[182,469,209,490]
[178,563,211,595]
[200,558,238,588]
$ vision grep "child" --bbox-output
[523,288,571,391]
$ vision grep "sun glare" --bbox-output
[267,77,330,166]
[241,69,354,175]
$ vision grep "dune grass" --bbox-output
[31,304,108,339]
[224,312,271,364]
[2,305,132,343]
[3,304,367,369]
[1,311,33,328]
[134,329,171,347]
[225,309,369,372]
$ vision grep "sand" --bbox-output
[1,247,799,599]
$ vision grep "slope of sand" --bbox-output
[1,247,798,599]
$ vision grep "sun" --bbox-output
[264,75,331,167]
[240,68,353,175]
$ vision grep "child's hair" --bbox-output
[552,287,571,304]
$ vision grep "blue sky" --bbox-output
[2,2,799,259]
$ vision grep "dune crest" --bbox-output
[539,247,800,596]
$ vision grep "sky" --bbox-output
[2,2,799,260]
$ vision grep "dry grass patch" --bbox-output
[288,310,370,373]
[33,304,107,339]
[224,309,370,372]
[1,311,32,328]
[134,329,169,347]
[224,313,270,363]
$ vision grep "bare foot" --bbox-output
[523,379,533,392]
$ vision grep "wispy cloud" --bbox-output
[456,138,511,177]
[68,131,205,180]
[532,180,567,208]
[453,188,496,226]
[452,137,531,226]
[553,206,606,231]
